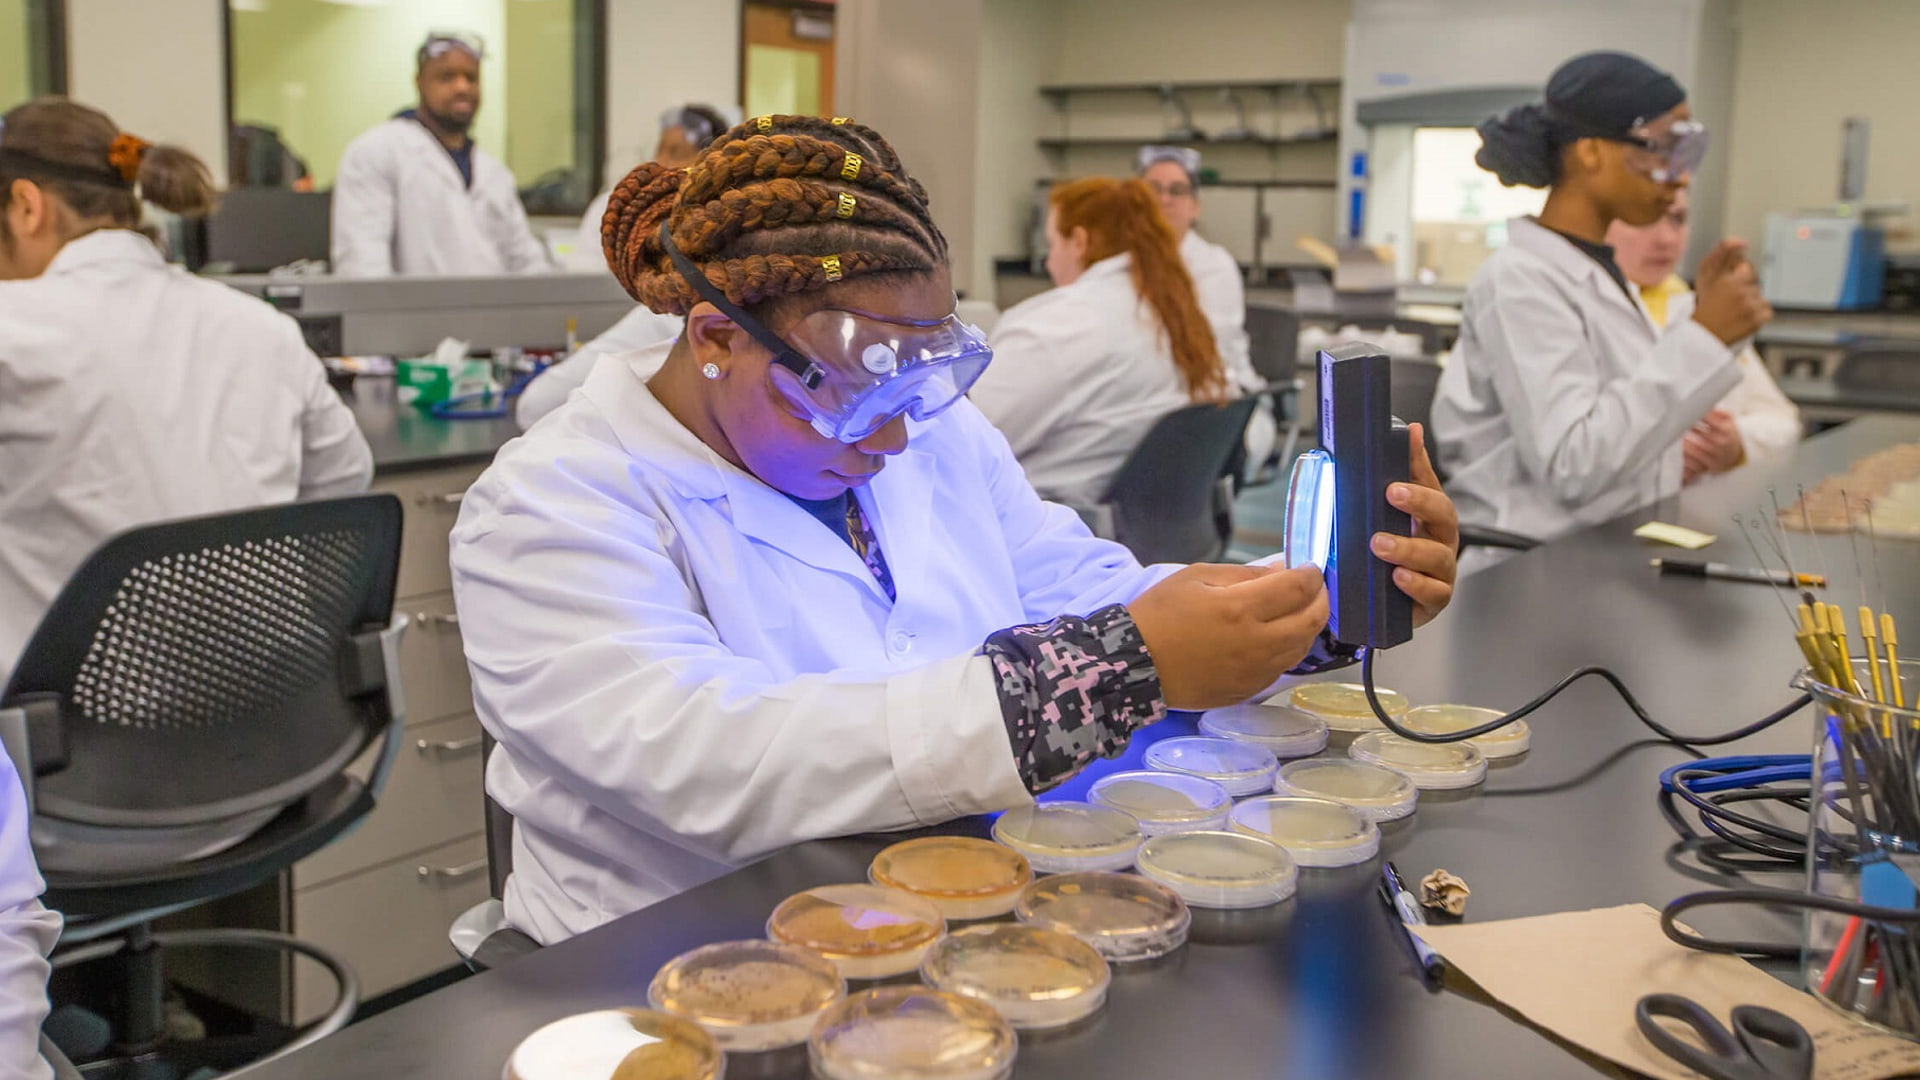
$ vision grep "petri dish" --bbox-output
[1199,700,1330,759]
[1289,682,1411,732]
[1135,830,1298,910]
[1087,770,1232,836]
[1142,736,1279,797]
[1015,871,1191,962]
[1273,759,1419,822]
[1399,704,1532,759]
[809,986,1016,1080]
[647,939,844,1052]
[920,924,1110,1031]
[1228,795,1380,868]
[992,802,1142,873]
[767,884,946,980]
[503,1009,721,1080]
[870,837,1033,921]
[1349,731,1488,790]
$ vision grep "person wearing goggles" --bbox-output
[447,114,1459,945]
[1432,50,1772,563]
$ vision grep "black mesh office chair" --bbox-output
[1082,397,1259,565]
[0,495,408,1078]
[1246,304,1307,470]
[1385,356,1538,552]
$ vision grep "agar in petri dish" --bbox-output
[767,884,946,980]
[1228,795,1380,868]
[870,837,1033,921]
[502,1009,721,1080]
[992,802,1142,873]
[1087,770,1232,836]
[1142,736,1279,797]
[1015,871,1191,962]
[646,939,844,1052]
[1199,700,1330,758]
[1349,732,1488,790]
[1272,758,1418,822]
[809,986,1017,1080]
[1289,682,1411,732]
[1399,704,1531,758]
[920,924,1110,1031]
[1134,830,1298,910]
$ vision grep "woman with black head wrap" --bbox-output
[1431,51,1772,557]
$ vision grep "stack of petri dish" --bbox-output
[647,939,845,1052]
[1398,704,1531,759]
[1289,682,1411,733]
[920,924,1110,1031]
[1348,732,1488,790]
[1087,770,1232,836]
[809,986,1017,1080]
[1015,871,1191,962]
[1134,831,1298,909]
[992,802,1142,873]
[1143,736,1279,797]
[869,837,1033,922]
[766,884,947,980]
[1272,758,1418,822]
[1228,795,1381,868]
[1198,700,1330,759]
[502,1008,722,1080]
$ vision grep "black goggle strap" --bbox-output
[0,148,130,190]
[658,221,825,390]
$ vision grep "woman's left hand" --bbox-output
[1371,423,1458,628]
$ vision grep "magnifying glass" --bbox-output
[1281,343,1414,650]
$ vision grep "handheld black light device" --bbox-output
[1284,343,1414,650]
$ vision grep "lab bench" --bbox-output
[235,416,1920,1078]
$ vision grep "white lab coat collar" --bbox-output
[578,344,934,602]
[390,116,474,194]
[1076,252,1132,286]
[43,228,164,276]
[1504,216,1655,331]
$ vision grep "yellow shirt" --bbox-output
[1638,273,1802,464]
[1638,273,1691,329]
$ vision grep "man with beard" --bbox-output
[330,33,553,277]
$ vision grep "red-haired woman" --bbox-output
[971,177,1233,509]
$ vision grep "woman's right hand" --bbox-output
[1128,564,1329,711]
[1690,238,1773,345]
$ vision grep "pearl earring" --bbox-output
[701,362,722,381]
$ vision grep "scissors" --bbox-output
[1635,993,1814,1080]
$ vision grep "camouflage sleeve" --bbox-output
[983,604,1167,795]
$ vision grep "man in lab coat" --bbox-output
[330,33,553,277]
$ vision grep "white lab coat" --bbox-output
[0,750,57,1080]
[449,340,1174,944]
[514,305,683,429]
[1655,287,1802,462]
[330,118,554,277]
[1432,217,1742,544]
[564,189,613,273]
[970,254,1198,509]
[0,230,374,687]
[1182,230,1276,468]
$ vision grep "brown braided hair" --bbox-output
[602,114,948,317]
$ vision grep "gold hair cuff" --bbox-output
[822,255,844,281]
[831,117,850,126]
[756,115,774,132]
[841,153,863,181]
[835,193,857,219]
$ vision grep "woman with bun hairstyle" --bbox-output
[970,176,1234,509]
[0,98,372,688]
[1431,51,1772,552]
[448,115,1460,943]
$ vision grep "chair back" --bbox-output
[480,732,513,901]
[1101,396,1258,564]
[1246,304,1303,387]
[1834,342,1920,394]
[2,496,402,831]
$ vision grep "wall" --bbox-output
[602,0,741,187]
[0,0,29,112]
[503,0,576,185]
[1723,0,1920,252]
[1050,0,1348,83]
[835,0,983,300]
[66,0,227,180]
[971,0,1059,297]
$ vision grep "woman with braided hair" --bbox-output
[449,115,1460,944]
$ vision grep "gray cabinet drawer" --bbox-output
[295,712,486,889]
[293,833,488,1023]
[395,592,474,725]
[374,464,486,600]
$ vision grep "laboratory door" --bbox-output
[741,1,835,119]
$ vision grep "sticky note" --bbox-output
[1633,522,1717,549]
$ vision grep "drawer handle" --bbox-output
[416,734,484,757]
[418,491,466,507]
[412,611,460,629]
[418,859,487,883]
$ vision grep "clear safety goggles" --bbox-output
[661,224,993,443]
[420,31,486,63]
[1620,119,1709,184]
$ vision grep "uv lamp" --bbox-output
[1283,343,1414,650]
